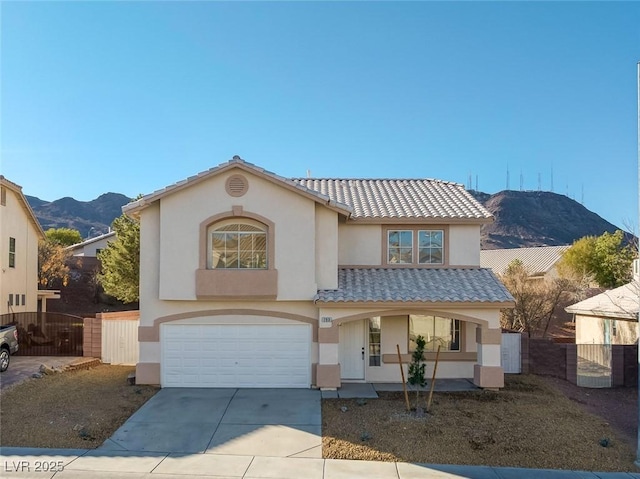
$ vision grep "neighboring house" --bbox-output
[480,245,570,280]
[124,157,514,390]
[66,231,116,257]
[566,281,639,345]
[0,176,59,315]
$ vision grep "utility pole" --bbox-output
[635,61,640,469]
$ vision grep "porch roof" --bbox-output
[315,268,514,304]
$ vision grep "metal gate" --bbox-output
[501,332,522,373]
[1,312,84,356]
[577,344,612,388]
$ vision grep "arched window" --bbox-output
[208,219,268,269]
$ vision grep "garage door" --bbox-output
[160,323,311,388]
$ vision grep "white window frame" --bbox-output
[387,230,413,264]
[418,230,444,265]
[208,219,268,270]
[368,317,381,367]
[409,315,461,352]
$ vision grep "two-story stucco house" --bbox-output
[125,157,514,390]
[0,176,58,315]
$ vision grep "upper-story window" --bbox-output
[9,237,16,268]
[209,219,267,269]
[387,229,444,265]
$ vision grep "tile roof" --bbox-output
[480,245,570,276]
[124,157,491,222]
[123,157,353,216]
[565,282,639,320]
[292,178,492,221]
[315,268,514,304]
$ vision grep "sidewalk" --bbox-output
[1,447,639,478]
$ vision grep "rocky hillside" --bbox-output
[470,190,622,250]
[26,189,622,249]
[26,193,132,238]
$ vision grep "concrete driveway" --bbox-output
[100,388,322,458]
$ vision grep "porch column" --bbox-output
[317,312,341,389]
[473,326,504,389]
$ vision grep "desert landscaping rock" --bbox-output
[0,365,158,449]
[322,375,636,471]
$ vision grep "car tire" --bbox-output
[0,348,9,372]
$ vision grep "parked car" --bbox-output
[0,324,19,372]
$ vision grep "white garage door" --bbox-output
[161,323,311,388]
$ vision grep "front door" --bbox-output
[339,320,365,380]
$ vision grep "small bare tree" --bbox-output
[500,260,583,337]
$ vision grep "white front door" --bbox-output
[339,320,365,380]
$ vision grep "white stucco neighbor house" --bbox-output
[566,281,639,346]
[0,176,59,315]
[66,231,116,257]
[124,157,514,390]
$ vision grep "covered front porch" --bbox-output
[313,268,515,390]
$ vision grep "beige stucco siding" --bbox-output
[0,188,40,314]
[448,225,481,266]
[338,223,382,265]
[139,203,161,328]
[315,204,338,290]
[575,315,639,345]
[157,170,319,301]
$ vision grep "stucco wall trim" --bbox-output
[136,362,160,385]
[138,309,318,343]
[195,269,278,299]
[317,364,341,388]
[383,352,477,363]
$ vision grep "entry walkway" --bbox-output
[322,379,478,399]
[0,447,638,478]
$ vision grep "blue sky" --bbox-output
[1,2,638,230]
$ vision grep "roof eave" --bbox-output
[121,159,353,217]
[0,176,45,239]
[565,307,638,320]
[344,216,494,225]
[314,300,515,309]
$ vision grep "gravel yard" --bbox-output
[0,365,158,449]
[322,375,636,471]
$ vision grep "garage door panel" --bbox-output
[161,323,311,388]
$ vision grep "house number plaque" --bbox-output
[320,316,334,324]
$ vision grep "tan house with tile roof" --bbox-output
[480,245,570,280]
[0,176,59,316]
[125,157,514,389]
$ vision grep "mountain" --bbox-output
[25,189,622,249]
[469,190,623,250]
[26,193,132,238]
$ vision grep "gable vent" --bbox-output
[226,174,249,197]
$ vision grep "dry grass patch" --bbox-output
[0,365,158,449]
[323,375,636,471]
